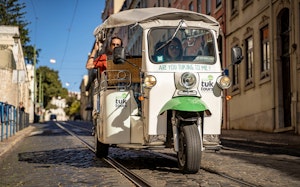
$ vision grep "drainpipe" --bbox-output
[223,1,229,130]
[270,0,276,132]
[291,1,298,134]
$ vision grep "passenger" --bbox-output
[164,37,183,61]
[86,37,122,136]
[86,36,123,73]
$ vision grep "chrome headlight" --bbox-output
[144,75,156,88]
[180,72,196,89]
[216,75,231,89]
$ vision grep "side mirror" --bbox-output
[113,47,126,64]
[231,46,243,65]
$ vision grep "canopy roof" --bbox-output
[94,7,219,35]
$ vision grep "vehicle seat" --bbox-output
[105,57,141,86]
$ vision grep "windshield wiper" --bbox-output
[156,19,185,52]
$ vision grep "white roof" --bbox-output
[94,7,220,35]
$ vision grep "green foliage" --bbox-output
[1,0,81,118]
[37,66,68,109]
[0,0,29,44]
[69,100,80,116]
[64,94,80,116]
[23,45,41,64]
[0,0,40,64]
[47,103,58,110]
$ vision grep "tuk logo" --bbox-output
[201,75,214,92]
[115,93,127,107]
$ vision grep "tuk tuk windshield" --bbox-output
[149,28,216,64]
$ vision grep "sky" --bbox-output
[20,0,105,92]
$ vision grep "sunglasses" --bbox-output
[111,43,121,47]
[169,45,180,50]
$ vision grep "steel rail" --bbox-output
[201,166,258,187]
[104,156,152,187]
[59,121,92,132]
[150,150,259,187]
[55,122,152,187]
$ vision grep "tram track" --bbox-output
[54,122,153,187]
[59,121,92,133]
[149,150,259,187]
[55,121,259,186]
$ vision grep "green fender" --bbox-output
[159,96,208,115]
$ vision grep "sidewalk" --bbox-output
[0,125,36,159]
[221,129,300,148]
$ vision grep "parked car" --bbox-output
[50,114,57,121]
[74,114,81,121]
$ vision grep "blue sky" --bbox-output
[20,0,105,92]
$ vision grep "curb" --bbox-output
[220,136,290,146]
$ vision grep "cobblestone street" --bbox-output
[0,123,134,187]
[0,122,300,186]
[1,1,300,187]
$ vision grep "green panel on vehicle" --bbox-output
[159,96,208,114]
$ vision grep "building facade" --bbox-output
[83,0,300,134]
[80,75,92,121]
[0,26,33,122]
[226,0,300,134]
[44,96,67,121]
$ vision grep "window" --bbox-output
[260,25,270,79]
[231,0,238,16]
[216,0,222,8]
[245,36,254,86]
[232,63,240,92]
[148,28,216,64]
[189,2,194,11]
[206,0,211,14]
[243,0,253,9]
[197,0,202,13]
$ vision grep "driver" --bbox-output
[164,37,183,61]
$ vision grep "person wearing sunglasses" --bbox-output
[86,36,122,136]
[86,36,123,70]
[164,37,183,61]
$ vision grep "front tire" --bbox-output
[177,124,202,174]
[95,128,109,158]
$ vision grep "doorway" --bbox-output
[278,8,291,128]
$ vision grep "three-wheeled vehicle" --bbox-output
[92,7,242,173]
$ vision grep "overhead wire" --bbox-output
[29,0,38,44]
[59,0,78,70]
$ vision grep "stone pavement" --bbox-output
[221,129,300,148]
[1,124,300,160]
[0,125,36,159]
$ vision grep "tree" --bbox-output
[0,0,40,64]
[65,97,80,117]
[36,66,68,109]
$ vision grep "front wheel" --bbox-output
[95,128,109,158]
[177,124,202,174]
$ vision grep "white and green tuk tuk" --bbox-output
[92,7,242,173]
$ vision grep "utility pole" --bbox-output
[39,73,41,104]
[38,73,44,122]
[33,46,37,122]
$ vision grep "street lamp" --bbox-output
[13,34,20,45]
[50,59,56,64]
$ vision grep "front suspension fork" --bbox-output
[171,110,204,152]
